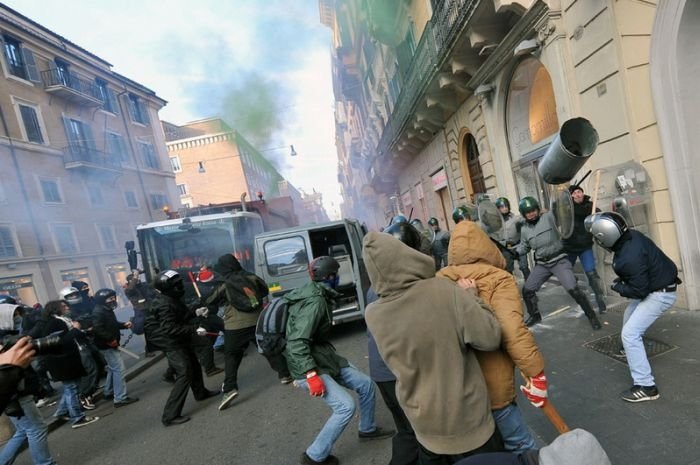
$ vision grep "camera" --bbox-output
[0,334,62,355]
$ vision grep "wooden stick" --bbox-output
[590,169,602,213]
[542,400,570,434]
[187,271,202,298]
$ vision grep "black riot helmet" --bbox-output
[308,256,340,282]
[384,222,422,251]
[154,270,186,299]
[94,288,118,310]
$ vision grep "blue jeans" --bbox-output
[622,291,677,386]
[567,248,596,273]
[0,396,54,465]
[492,403,536,453]
[294,365,377,462]
[54,380,84,424]
[101,348,127,402]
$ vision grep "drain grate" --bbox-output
[583,333,678,365]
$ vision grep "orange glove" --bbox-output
[520,371,547,408]
[306,370,325,397]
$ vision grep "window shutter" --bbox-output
[21,47,41,83]
[62,117,77,148]
[127,95,138,121]
[108,89,119,115]
[82,122,97,150]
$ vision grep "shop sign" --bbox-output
[431,169,448,191]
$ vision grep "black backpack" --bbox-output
[255,298,289,356]
[223,273,265,313]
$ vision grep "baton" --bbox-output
[590,169,602,214]
[118,346,141,360]
[187,271,202,298]
[542,400,570,434]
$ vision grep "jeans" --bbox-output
[567,248,596,273]
[491,403,536,453]
[0,396,54,465]
[54,380,84,424]
[622,291,677,386]
[101,348,127,403]
[295,365,377,462]
[78,345,97,397]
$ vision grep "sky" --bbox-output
[5,0,343,219]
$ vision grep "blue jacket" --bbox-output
[611,230,678,300]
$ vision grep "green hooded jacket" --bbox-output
[283,281,349,380]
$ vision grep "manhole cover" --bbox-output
[583,333,678,365]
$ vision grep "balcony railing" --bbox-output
[377,0,480,158]
[63,145,122,170]
[41,69,104,107]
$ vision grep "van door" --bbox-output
[255,231,312,299]
[346,220,370,314]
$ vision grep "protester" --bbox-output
[590,212,681,402]
[286,256,394,465]
[363,231,504,464]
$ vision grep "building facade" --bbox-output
[323,0,699,309]
[0,5,176,305]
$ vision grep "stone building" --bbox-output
[0,4,175,304]
[322,0,699,309]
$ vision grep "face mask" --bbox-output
[321,275,339,290]
[106,300,118,310]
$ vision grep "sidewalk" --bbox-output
[521,281,700,465]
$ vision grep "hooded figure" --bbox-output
[363,231,503,458]
[437,221,545,452]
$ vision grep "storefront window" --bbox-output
[0,275,38,306]
[60,268,92,290]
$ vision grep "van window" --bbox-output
[264,236,309,276]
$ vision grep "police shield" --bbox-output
[477,199,504,236]
[549,185,575,239]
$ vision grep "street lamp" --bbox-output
[259,144,297,157]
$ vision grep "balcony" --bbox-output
[63,145,122,178]
[41,69,103,107]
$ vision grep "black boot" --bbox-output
[522,289,541,327]
[568,287,601,330]
[586,271,607,314]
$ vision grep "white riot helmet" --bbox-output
[59,286,82,305]
[590,212,628,251]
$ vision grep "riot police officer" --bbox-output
[428,217,450,270]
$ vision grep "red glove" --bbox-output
[108,340,119,348]
[306,370,325,397]
[520,371,547,408]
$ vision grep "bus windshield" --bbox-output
[138,214,264,276]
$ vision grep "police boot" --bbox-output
[586,271,607,314]
[522,289,542,327]
[568,287,601,330]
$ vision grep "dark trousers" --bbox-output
[377,380,419,465]
[223,326,290,393]
[192,335,216,372]
[162,347,208,423]
[418,429,504,465]
[454,451,539,465]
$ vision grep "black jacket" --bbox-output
[34,316,85,382]
[145,293,196,352]
[611,230,679,300]
[0,329,42,399]
[92,304,128,350]
[562,195,598,253]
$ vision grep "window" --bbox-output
[124,191,138,208]
[54,58,71,87]
[39,178,62,203]
[106,132,129,164]
[263,236,309,276]
[97,225,116,250]
[139,142,159,169]
[170,156,182,173]
[52,224,77,254]
[177,184,188,196]
[62,118,96,161]
[87,185,104,206]
[2,35,40,82]
[95,78,118,114]
[127,93,149,125]
[18,103,44,144]
[149,193,168,210]
[0,226,18,258]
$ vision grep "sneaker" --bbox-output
[162,375,176,384]
[358,426,395,441]
[35,398,49,408]
[300,452,339,465]
[218,389,238,410]
[525,313,542,327]
[588,315,602,330]
[71,416,100,429]
[280,376,294,385]
[80,395,96,410]
[205,367,224,377]
[621,385,659,403]
[114,397,139,408]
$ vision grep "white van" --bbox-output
[254,219,369,325]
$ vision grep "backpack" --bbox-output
[223,273,265,313]
[255,298,289,356]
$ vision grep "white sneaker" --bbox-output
[72,416,100,429]
[218,390,238,411]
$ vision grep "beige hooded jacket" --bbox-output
[363,231,502,455]
[438,221,545,409]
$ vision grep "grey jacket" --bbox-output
[516,212,566,264]
[539,429,612,465]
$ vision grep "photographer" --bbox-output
[0,302,56,465]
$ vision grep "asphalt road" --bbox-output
[13,320,394,465]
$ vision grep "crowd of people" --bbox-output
[0,185,680,465]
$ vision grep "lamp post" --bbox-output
[259,144,297,157]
